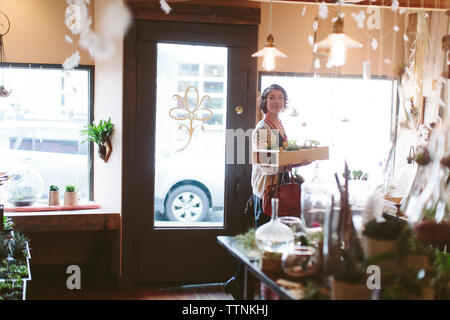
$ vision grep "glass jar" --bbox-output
[282,245,318,278]
[301,180,332,229]
[279,216,307,246]
[255,198,295,254]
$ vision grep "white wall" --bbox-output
[93,0,124,213]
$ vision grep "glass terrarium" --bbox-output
[301,180,333,229]
[2,167,44,206]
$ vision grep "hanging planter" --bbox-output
[80,117,114,163]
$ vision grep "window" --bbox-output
[260,73,395,190]
[0,63,93,205]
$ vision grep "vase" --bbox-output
[255,198,294,272]
[48,190,60,206]
[64,191,78,206]
[255,198,295,253]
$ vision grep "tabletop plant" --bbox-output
[65,185,76,193]
[64,185,78,206]
[80,117,114,163]
[48,185,60,206]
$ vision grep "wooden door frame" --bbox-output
[122,20,258,285]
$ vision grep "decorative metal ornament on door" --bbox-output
[169,86,213,152]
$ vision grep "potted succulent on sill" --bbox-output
[64,185,78,206]
[80,117,114,163]
[48,185,60,206]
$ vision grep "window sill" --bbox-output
[5,207,121,232]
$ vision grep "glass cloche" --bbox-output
[2,167,44,206]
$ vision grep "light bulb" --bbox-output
[251,34,287,72]
[329,40,346,67]
[262,51,276,71]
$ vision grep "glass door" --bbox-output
[122,20,258,284]
[154,43,228,228]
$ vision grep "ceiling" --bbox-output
[148,0,450,10]
[254,1,450,10]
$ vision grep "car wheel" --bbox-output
[165,185,209,222]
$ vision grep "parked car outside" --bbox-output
[154,148,225,223]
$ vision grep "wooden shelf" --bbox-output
[6,209,121,232]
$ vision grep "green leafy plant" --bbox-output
[11,231,29,262]
[235,228,258,253]
[431,250,450,299]
[363,219,405,241]
[0,234,8,260]
[3,216,13,231]
[80,117,114,162]
[9,186,35,201]
[49,185,59,191]
[65,185,76,193]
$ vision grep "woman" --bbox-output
[224,84,309,298]
[252,83,291,228]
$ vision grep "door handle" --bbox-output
[235,106,244,115]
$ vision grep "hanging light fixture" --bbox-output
[317,4,362,67]
[251,0,287,71]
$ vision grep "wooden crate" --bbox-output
[252,146,329,167]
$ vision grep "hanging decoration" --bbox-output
[169,86,213,153]
[63,0,131,70]
[0,10,11,97]
[251,0,287,71]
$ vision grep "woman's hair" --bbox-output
[259,84,288,114]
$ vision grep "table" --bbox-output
[218,236,302,300]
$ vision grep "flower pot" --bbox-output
[48,190,60,206]
[331,278,371,300]
[64,191,78,206]
[403,254,431,274]
[362,236,397,272]
[362,236,397,257]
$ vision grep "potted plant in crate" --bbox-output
[0,219,31,300]
[80,117,114,163]
[48,185,60,206]
[64,185,78,206]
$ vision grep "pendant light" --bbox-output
[251,0,287,71]
[317,4,362,67]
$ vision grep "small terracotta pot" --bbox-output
[48,190,60,206]
[64,191,78,206]
[331,278,371,300]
